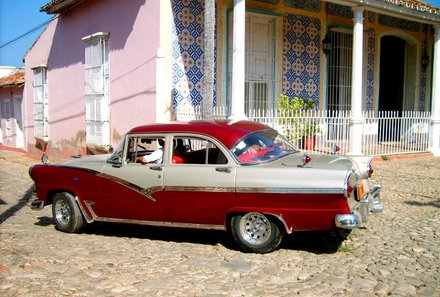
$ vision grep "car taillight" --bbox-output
[368,165,374,177]
[344,172,355,198]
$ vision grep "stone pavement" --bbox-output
[0,150,439,296]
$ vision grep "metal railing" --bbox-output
[174,106,432,156]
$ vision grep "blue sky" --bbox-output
[1,0,440,67]
[0,0,51,66]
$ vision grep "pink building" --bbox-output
[24,0,160,158]
[0,69,25,150]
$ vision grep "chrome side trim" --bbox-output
[99,173,160,202]
[83,200,98,221]
[164,186,343,195]
[236,187,344,194]
[75,197,94,223]
[94,216,226,231]
[56,166,160,202]
[57,165,100,175]
[264,213,292,234]
[164,186,235,193]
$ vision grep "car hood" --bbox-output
[59,154,111,172]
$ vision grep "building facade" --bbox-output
[21,0,440,158]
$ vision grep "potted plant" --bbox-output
[302,119,321,150]
[277,94,320,150]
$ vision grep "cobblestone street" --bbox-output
[0,150,439,296]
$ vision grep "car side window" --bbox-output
[126,136,165,164]
[172,136,227,165]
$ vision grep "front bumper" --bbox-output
[335,184,383,229]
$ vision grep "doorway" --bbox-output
[228,13,277,114]
[379,35,417,112]
[13,96,24,148]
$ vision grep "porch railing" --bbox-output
[174,106,432,156]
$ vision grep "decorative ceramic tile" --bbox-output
[285,0,321,13]
[368,11,376,24]
[283,14,321,107]
[378,15,420,32]
[171,0,217,110]
[327,3,353,18]
[420,66,427,111]
[366,29,375,111]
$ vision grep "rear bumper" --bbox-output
[335,184,383,229]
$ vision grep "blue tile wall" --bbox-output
[171,0,217,110]
[283,13,321,108]
[366,29,375,111]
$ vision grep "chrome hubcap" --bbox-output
[54,199,71,226]
[239,212,271,245]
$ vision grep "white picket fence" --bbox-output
[174,107,432,156]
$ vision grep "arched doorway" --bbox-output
[379,35,417,112]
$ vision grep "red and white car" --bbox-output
[29,120,383,253]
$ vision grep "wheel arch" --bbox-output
[47,190,94,223]
[225,210,292,235]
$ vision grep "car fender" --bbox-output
[222,207,292,234]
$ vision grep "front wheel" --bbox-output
[231,212,284,253]
[52,192,84,233]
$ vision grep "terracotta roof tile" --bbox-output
[384,0,440,15]
[0,71,25,88]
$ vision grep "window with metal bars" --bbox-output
[327,30,353,112]
[32,67,48,139]
[83,33,110,146]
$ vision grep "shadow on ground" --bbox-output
[0,186,34,224]
[34,217,349,254]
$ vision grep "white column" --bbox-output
[430,26,440,156]
[156,47,166,123]
[229,0,247,121]
[349,7,364,155]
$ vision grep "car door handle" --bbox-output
[216,167,232,173]
[149,165,163,171]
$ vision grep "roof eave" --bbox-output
[0,83,25,88]
[330,0,440,24]
[40,0,88,14]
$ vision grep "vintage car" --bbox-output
[29,120,383,253]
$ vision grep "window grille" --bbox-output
[32,67,48,139]
[228,13,276,115]
[83,33,110,146]
[327,30,353,111]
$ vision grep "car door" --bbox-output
[163,135,236,226]
[96,135,166,221]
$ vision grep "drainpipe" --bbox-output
[229,0,247,121]
[349,7,364,155]
[430,25,440,156]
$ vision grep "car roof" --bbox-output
[127,120,272,149]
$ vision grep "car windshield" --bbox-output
[231,130,299,164]
[107,138,125,164]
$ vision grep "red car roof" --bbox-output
[128,120,272,149]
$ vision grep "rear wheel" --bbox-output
[52,192,84,233]
[231,212,284,253]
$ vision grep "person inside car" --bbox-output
[137,139,165,164]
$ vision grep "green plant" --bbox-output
[302,120,321,137]
[277,94,320,141]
